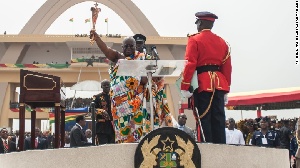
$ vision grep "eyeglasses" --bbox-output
[123,44,135,48]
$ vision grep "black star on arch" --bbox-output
[86,58,94,67]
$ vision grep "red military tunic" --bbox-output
[181,29,232,93]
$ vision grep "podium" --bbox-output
[117,60,187,130]
[19,69,66,150]
[116,60,186,77]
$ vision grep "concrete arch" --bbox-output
[20,0,159,35]
[0,0,176,121]
[1,0,174,63]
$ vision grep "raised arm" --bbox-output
[90,30,124,63]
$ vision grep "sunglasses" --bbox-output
[136,41,144,44]
[123,44,135,48]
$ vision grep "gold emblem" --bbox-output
[140,135,196,168]
[175,135,196,168]
[140,135,161,168]
[161,137,175,151]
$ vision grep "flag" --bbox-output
[69,18,74,22]
[105,18,108,23]
[85,18,90,23]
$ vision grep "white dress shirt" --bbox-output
[15,136,19,148]
[178,125,185,131]
[225,128,245,145]
[64,143,70,148]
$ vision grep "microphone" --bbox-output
[151,46,159,57]
[142,46,147,56]
[151,45,160,60]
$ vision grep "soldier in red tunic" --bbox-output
[180,11,232,144]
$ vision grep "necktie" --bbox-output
[3,140,8,153]
[35,139,38,148]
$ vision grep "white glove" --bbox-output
[224,93,228,105]
[181,90,193,98]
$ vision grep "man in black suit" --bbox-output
[24,127,47,150]
[93,79,115,145]
[0,128,17,153]
[279,119,293,163]
[11,130,19,150]
[70,115,92,147]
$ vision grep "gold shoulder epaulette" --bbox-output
[187,32,199,37]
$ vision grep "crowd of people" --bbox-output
[1,116,298,149]
[225,117,299,167]
[0,128,56,152]
[10,98,92,110]
[0,126,94,151]
[65,97,93,109]
[74,33,121,38]
[1,115,299,168]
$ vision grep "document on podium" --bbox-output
[175,71,198,99]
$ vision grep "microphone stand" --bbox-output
[90,102,96,146]
[145,47,158,131]
[142,46,147,58]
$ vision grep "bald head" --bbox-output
[101,79,110,94]
[122,36,136,46]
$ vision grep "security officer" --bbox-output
[251,117,280,148]
[93,79,115,144]
[133,34,147,54]
[180,11,232,144]
[269,119,281,139]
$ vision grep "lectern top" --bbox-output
[116,60,187,77]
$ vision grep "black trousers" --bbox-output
[193,89,226,144]
[96,133,114,145]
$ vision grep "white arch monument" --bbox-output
[0,0,179,125]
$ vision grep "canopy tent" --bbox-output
[226,87,300,113]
